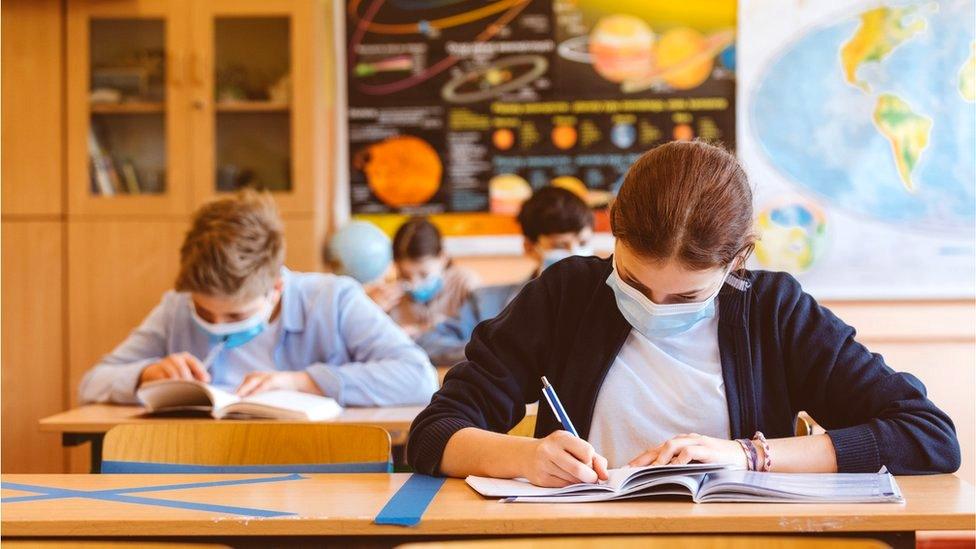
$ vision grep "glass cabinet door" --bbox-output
[67,0,190,216]
[191,0,315,215]
[89,18,167,196]
[213,16,292,193]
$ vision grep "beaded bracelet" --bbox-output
[752,431,772,472]
[735,438,757,471]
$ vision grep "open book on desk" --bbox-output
[137,379,342,421]
[466,463,904,503]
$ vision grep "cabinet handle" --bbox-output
[167,52,184,86]
[190,53,207,87]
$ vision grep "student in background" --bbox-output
[417,187,594,365]
[79,191,438,406]
[408,140,960,485]
[368,217,480,339]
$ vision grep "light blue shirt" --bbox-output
[78,268,439,407]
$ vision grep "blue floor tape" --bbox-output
[1,473,304,517]
[374,473,446,527]
[101,460,393,474]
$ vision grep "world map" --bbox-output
[751,0,975,234]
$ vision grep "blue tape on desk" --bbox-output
[101,460,393,474]
[374,473,445,527]
[1,473,304,517]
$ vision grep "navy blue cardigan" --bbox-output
[407,256,960,476]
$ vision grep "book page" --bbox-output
[465,476,614,498]
[697,471,905,503]
[219,390,342,420]
[204,384,241,412]
[137,379,226,412]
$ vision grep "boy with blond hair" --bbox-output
[80,190,438,406]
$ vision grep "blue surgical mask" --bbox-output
[605,260,727,338]
[541,246,594,271]
[190,298,273,349]
[407,275,443,304]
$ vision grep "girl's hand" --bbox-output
[628,433,748,468]
[520,430,609,488]
[235,371,321,397]
[365,282,404,313]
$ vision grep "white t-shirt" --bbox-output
[587,308,730,468]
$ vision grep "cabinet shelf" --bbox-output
[90,102,165,114]
[215,101,290,113]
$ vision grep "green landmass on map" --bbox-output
[872,94,932,192]
[840,5,928,92]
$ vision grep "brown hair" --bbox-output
[516,186,594,242]
[610,140,755,270]
[392,216,443,261]
[175,189,285,300]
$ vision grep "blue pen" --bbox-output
[541,376,578,437]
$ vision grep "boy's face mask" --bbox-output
[531,228,595,272]
[190,293,276,349]
[541,246,595,271]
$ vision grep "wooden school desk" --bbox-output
[39,402,540,472]
[2,473,973,547]
[39,404,423,471]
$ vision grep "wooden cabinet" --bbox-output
[1,222,66,473]
[66,0,191,216]
[1,0,64,216]
[66,0,320,217]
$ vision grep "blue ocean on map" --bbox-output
[750,0,975,235]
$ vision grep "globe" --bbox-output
[750,1,975,235]
[329,221,392,284]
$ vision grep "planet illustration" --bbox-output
[489,174,533,215]
[552,175,613,208]
[551,124,577,149]
[673,123,694,141]
[441,54,548,104]
[558,14,735,93]
[492,128,515,150]
[356,135,442,207]
[754,199,828,274]
[587,14,655,83]
[610,122,637,148]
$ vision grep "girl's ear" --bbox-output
[731,243,755,272]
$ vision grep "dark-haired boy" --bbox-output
[418,186,594,365]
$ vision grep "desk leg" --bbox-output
[61,433,105,473]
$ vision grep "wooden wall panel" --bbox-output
[1,0,63,216]
[1,222,66,472]
[67,220,187,405]
[283,215,321,272]
[870,342,976,484]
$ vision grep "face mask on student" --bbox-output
[406,275,443,304]
[541,246,594,271]
[190,297,274,349]
[605,261,729,339]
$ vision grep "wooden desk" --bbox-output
[39,403,539,472]
[39,405,423,471]
[2,473,973,546]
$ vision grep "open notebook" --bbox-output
[466,464,904,503]
[136,379,342,421]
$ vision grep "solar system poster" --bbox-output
[343,0,737,247]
